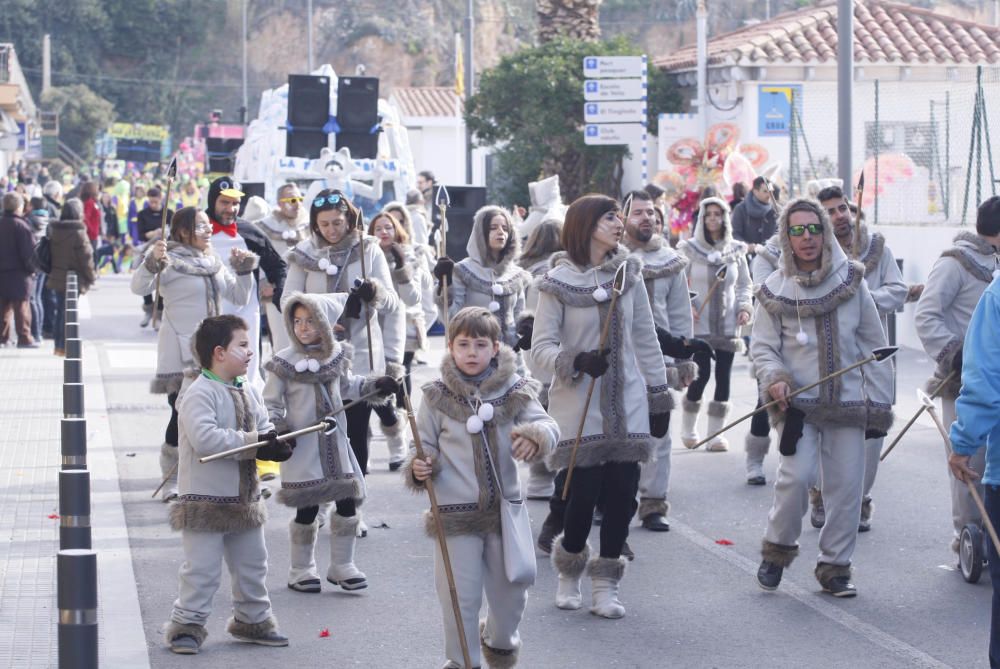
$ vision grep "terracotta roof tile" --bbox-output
[653,0,1000,71]
[389,86,462,118]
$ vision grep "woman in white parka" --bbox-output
[677,196,753,452]
[282,189,401,476]
[530,194,671,619]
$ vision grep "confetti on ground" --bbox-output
[319,628,330,638]
[937,564,956,571]
[715,539,734,546]
[47,513,60,520]
[126,452,136,457]
[374,522,390,529]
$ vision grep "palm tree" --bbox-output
[537,0,602,42]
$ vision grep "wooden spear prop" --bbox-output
[694,265,727,320]
[150,157,178,329]
[435,185,451,335]
[356,210,375,370]
[879,371,956,462]
[691,346,899,449]
[921,389,1000,556]
[852,172,865,259]
[400,383,473,669]
[561,262,628,500]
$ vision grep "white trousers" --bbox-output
[862,436,883,499]
[434,532,527,668]
[171,527,272,627]
[942,397,987,537]
[765,424,865,566]
[638,433,672,502]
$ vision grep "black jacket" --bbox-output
[136,207,173,241]
[235,219,286,309]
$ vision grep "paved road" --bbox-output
[76,273,994,668]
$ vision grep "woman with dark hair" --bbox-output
[79,181,102,256]
[130,206,259,501]
[283,189,401,482]
[529,194,670,619]
[433,205,532,349]
[677,197,753,452]
[46,199,96,355]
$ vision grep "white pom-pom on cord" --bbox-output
[708,251,722,264]
[294,359,309,373]
[796,330,809,346]
[466,415,484,434]
[491,283,504,296]
[477,402,495,422]
[592,286,609,302]
[488,300,500,312]
[282,229,297,240]
[307,358,321,372]
[326,265,338,276]
[318,257,330,270]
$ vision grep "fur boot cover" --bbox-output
[165,620,208,645]
[744,434,771,457]
[328,511,360,536]
[860,496,873,523]
[814,562,852,587]
[587,555,626,581]
[226,615,278,639]
[637,498,669,520]
[480,621,520,668]
[289,517,320,544]
[761,539,799,568]
[551,533,590,578]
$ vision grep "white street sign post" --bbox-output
[582,54,648,182]
[584,124,647,146]
[584,101,647,124]
[582,56,646,79]
[583,78,646,102]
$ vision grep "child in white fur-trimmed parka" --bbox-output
[404,307,559,668]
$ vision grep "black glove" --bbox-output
[685,337,715,360]
[654,327,715,360]
[514,316,534,352]
[778,407,805,456]
[354,278,376,303]
[388,243,406,268]
[574,349,610,378]
[649,412,670,438]
[374,375,400,396]
[951,346,963,374]
[343,291,363,320]
[433,257,454,295]
[256,430,293,462]
[865,428,887,440]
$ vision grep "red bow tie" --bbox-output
[212,220,238,237]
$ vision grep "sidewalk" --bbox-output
[0,305,149,667]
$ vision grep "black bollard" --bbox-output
[64,307,78,324]
[61,418,87,470]
[58,470,91,549]
[57,549,98,669]
[65,322,79,339]
[65,296,77,310]
[63,383,85,418]
[64,357,82,384]
[65,338,82,359]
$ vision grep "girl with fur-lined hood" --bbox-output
[751,197,895,595]
[445,205,533,348]
[403,341,558,669]
[676,196,753,452]
[263,292,393,593]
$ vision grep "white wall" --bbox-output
[406,123,466,186]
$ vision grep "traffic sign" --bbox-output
[584,101,647,124]
[583,79,646,102]
[583,56,646,79]
[584,123,647,146]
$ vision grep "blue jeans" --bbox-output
[53,290,65,350]
[988,484,1000,668]
[28,275,42,341]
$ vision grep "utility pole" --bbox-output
[696,0,708,140]
[465,0,474,184]
[42,34,51,95]
[837,0,853,190]
[307,0,314,72]
[241,1,248,125]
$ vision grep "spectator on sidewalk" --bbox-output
[47,198,96,356]
[26,196,50,343]
[730,176,777,256]
[0,193,38,348]
[80,181,103,258]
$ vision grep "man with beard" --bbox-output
[254,183,308,352]
[807,185,906,532]
[731,176,777,255]
[206,176,287,389]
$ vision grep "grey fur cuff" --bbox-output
[758,368,794,395]
[230,252,260,275]
[814,562,852,586]
[392,264,413,284]
[480,622,520,669]
[638,498,669,519]
[401,450,441,492]
[737,302,754,323]
[515,310,534,328]
[665,366,679,389]
[368,277,391,311]
[682,396,701,413]
[707,400,731,418]
[289,517,320,544]
[866,403,895,433]
[511,421,556,461]
[551,534,589,577]
[385,361,406,380]
[676,360,699,387]
[327,512,360,536]
[761,539,799,568]
[165,621,207,645]
[587,555,626,580]
[647,389,674,414]
[360,375,395,407]
[554,349,584,384]
[143,251,167,274]
[226,615,278,639]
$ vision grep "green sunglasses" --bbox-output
[788,223,824,237]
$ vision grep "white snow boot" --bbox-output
[327,513,368,591]
[381,415,406,472]
[681,398,701,449]
[588,556,627,619]
[287,518,321,593]
[551,534,589,610]
[704,401,731,452]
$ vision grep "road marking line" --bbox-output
[670,519,953,669]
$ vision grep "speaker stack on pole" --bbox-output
[335,76,380,159]
[286,74,331,159]
[439,186,487,262]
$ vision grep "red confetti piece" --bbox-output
[715,539,734,546]
[47,513,60,520]
[318,628,330,638]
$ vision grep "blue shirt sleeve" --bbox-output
[950,284,1000,456]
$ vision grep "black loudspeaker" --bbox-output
[335,131,378,160]
[286,129,328,159]
[205,137,243,173]
[438,186,487,262]
[237,182,266,217]
[336,77,379,159]
[288,75,331,128]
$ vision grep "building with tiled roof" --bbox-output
[387,86,467,184]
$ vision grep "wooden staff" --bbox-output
[436,185,451,335]
[150,157,178,329]
[561,262,628,500]
[879,371,955,462]
[356,211,375,370]
[852,172,865,259]
[691,346,899,449]
[923,390,1000,557]
[694,265,728,320]
[400,384,472,669]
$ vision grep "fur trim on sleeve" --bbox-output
[230,252,260,275]
[647,387,674,414]
[143,251,167,273]
[401,450,442,493]
[675,360,699,388]
[866,402,895,434]
[385,360,406,380]
[737,303,754,324]
[360,375,395,407]
[392,264,414,285]
[511,421,557,461]
[515,310,534,329]
[554,349,583,384]
[367,276,391,310]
